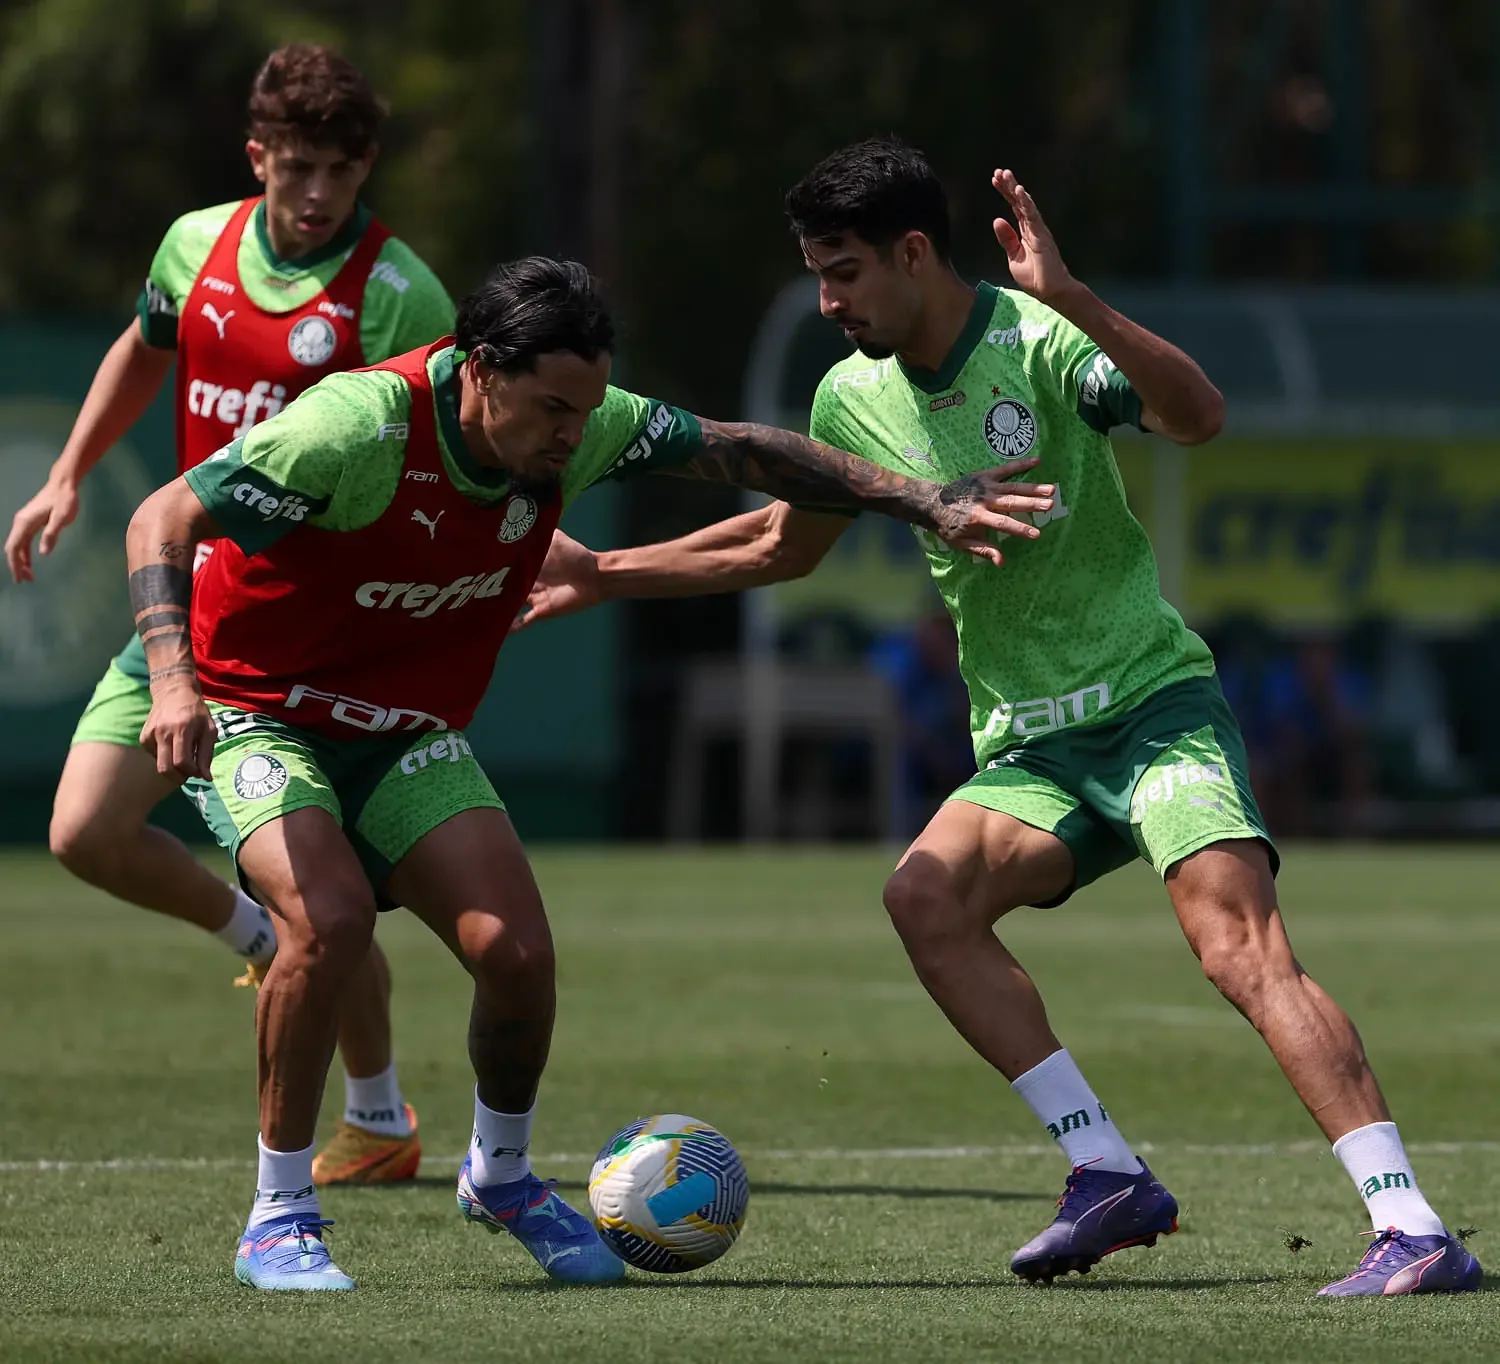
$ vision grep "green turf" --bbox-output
[0,844,1496,1362]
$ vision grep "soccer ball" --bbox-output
[587,1114,749,1272]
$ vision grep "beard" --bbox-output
[854,339,896,360]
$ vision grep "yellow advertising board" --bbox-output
[766,439,1500,630]
[1162,440,1500,626]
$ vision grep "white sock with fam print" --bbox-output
[249,1137,319,1229]
[214,887,277,964]
[344,1064,413,1137]
[1012,1048,1142,1174]
[471,1093,535,1187]
[1332,1121,1445,1236]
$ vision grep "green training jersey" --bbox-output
[809,281,1214,768]
[186,343,701,554]
[137,200,454,361]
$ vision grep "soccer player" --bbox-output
[123,255,1053,1291]
[517,139,1482,1297]
[3,45,451,1187]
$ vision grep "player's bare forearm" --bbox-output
[1043,282,1224,445]
[126,479,218,689]
[596,504,847,598]
[674,423,1055,564]
[680,418,962,529]
[56,320,176,486]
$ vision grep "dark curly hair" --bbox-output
[247,44,386,157]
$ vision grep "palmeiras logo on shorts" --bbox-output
[287,315,338,367]
[499,494,538,542]
[982,398,1037,458]
[233,753,289,801]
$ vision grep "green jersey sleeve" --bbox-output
[800,377,872,518]
[1030,308,1143,436]
[184,369,411,555]
[135,203,239,349]
[559,386,701,507]
[357,237,456,362]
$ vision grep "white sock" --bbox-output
[1012,1048,1142,1174]
[1332,1121,1446,1236]
[215,888,277,964]
[344,1064,412,1137]
[248,1137,319,1229]
[470,1092,534,1186]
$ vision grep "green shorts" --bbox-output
[950,676,1277,905]
[185,703,505,895]
[71,636,151,748]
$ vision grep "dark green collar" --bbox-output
[253,200,372,274]
[899,281,999,394]
[429,345,512,491]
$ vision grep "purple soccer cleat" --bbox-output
[1011,1160,1179,1285]
[1319,1228,1482,1297]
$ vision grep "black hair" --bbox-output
[786,136,952,260]
[455,257,614,373]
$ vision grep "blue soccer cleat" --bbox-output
[457,1153,625,1284]
[234,1216,355,1292]
[1011,1161,1179,1284]
[1319,1228,1482,1297]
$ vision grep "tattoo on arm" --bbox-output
[680,420,944,526]
[128,561,194,678]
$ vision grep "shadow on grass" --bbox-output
[1050,1274,1283,1292]
[395,1176,1046,1203]
[490,1273,1283,1293]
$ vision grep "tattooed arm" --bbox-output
[673,421,1054,565]
[125,477,222,779]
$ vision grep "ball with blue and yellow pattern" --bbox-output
[587,1114,749,1272]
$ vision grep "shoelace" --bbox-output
[1352,1227,1416,1271]
[1054,1160,1111,1213]
[260,1218,337,1270]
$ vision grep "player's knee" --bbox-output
[466,918,556,994]
[883,865,971,958]
[1190,902,1292,1010]
[49,807,121,884]
[278,886,377,975]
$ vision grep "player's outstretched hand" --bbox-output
[991,168,1074,305]
[512,529,601,632]
[5,477,80,583]
[931,455,1055,567]
[140,684,215,781]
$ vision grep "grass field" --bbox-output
[1,843,1497,1362]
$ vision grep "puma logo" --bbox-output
[411,508,444,539]
[201,303,235,339]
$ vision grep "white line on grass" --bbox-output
[3,1140,1497,1174]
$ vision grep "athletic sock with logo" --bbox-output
[248,1137,320,1229]
[1331,1120,1446,1236]
[214,887,277,964]
[1012,1048,1143,1174]
[470,1092,535,1187]
[344,1064,412,1137]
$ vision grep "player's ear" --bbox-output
[246,140,268,184]
[900,231,931,277]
